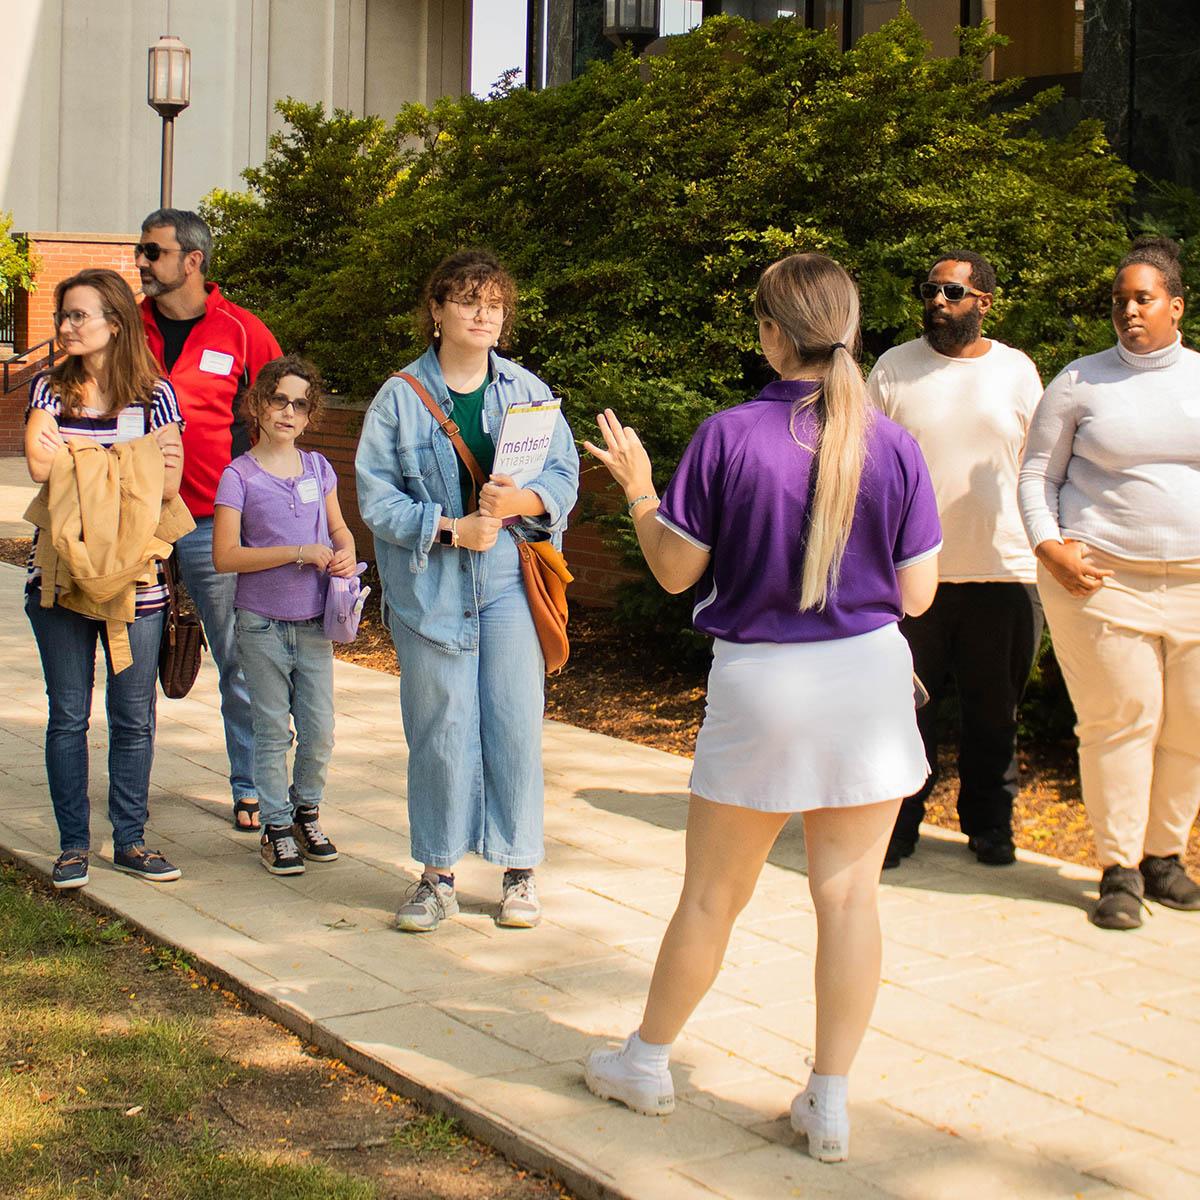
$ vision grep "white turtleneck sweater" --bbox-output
[1019,336,1200,561]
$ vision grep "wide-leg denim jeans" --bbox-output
[25,590,164,854]
[234,611,334,830]
[389,533,546,869]
[174,518,257,803]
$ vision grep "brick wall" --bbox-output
[14,232,141,351]
[2,232,142,456]
[303,404,638,608]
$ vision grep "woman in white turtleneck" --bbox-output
[1020,236,1200,931]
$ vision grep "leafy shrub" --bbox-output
[0,211,37,293]
[203,12,1185,743]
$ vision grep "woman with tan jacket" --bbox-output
[24,268,185,890]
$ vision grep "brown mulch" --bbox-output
[3,536,1196,873]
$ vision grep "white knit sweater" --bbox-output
[1019,336,1200,561]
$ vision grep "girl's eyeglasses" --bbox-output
[265,395,311,414]
[54,310,107,328]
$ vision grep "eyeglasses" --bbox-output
[447,297,505,321]
[54,309,106,328]
[265,395,311,414]
[919,282,985,302]
[133,242,187,262]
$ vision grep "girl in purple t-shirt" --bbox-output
[212,356,357,877]
[582,254,942,1164]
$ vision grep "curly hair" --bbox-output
[417,248,518,348]
[1118,235,1185,299]
[930,249,997,294]
[241,355,326,435]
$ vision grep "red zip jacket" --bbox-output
[141,283,282,517]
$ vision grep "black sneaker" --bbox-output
[113,845,181,883]
[1091,865,1146,930]
[967,828,1017,867]
[52,851,89,890]
[882,834,917,871]
[1140,854,1200,911]
[292,807,339,863]
[260,825,305,876]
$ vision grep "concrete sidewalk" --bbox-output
[0,542,1197,1196]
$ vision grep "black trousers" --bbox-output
[893,582,1043,843]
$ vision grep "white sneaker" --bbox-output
[790,1085,850,1163]
[585,1034,675,1116]
[497,869,541,928]
[395,874,458,933]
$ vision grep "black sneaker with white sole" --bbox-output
[292,807,338,863]
[52,851,89,889]
[260,826,305,876]
[112,845,181,883]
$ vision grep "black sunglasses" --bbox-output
[919,281,984,302]
[133,242,187,262]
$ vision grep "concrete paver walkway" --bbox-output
[0,485,1197,1198]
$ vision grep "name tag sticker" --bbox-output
[296,478,320,504]
[115,408,145,443]
[198,349,235,375]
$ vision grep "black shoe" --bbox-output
[52,851,89,890]
[1140,854,1200,911]
[260,825,305,876]
[113,845,181,882]
[292,807,339,863]
[967,828,1016,867]
[882,834,917,871]
[1091,865,1146,930]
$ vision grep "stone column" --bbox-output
[1080,0,1132,160]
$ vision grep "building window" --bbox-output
[991,0,1085,87]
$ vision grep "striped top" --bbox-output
[25,374,185,614]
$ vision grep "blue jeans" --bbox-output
[173,518,256,802]
[234,611,334,829]
[25,589,164,854]
[388,533,546,869]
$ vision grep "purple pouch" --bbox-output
[323,563,368,643]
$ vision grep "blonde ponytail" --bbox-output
[754,254,871,612]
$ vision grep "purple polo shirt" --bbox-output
[214,450,338,620]
[656,380,941,643]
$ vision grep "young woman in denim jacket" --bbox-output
[355,249,579,933]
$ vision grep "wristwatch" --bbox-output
[437,527,455,546]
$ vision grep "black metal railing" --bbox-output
[2,336,56,395]
[0,287,14,346]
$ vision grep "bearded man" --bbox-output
[867,251,1045,870]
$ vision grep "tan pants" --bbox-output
[1039,551,1200,869]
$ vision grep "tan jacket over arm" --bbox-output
[23,433,196,672]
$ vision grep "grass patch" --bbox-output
[391,1112,468,1156]
[0,864,378,1199]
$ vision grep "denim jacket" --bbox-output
[355,345,580,652]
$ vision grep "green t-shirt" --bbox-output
[448,374,496,513]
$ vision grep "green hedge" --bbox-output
[202,12,1197,744]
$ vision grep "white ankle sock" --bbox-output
[805,1070,848,1107]
[625,1031,672,1073]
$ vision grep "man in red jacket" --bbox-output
[137,209,282,833]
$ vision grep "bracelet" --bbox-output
[626,493,658,514]
[451,518,460,548]
[295,545,304,567]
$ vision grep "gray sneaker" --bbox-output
[395,874,458,933]
[497,869,541,928]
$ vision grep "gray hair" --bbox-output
[140,208,212,273]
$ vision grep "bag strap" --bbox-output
[393,370,486,511]
[306,450,331,547]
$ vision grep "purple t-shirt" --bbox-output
[656,380,941,643]
[214,450,338,620]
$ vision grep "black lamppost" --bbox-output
[147,35,191,208]
[603,0,660,53]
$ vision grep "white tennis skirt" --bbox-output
[690,623,929,813]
